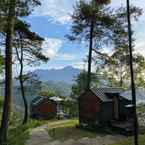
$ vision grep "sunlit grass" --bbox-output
[47,119,97,141]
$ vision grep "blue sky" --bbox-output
[23,0,145,71]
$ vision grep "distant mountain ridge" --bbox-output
[33,66,81,84]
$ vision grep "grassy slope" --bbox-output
[0,98,46,145]
[47,119,97,141]
[8,120,46,145]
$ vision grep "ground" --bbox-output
[26,119,125,145]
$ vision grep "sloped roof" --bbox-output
[120,88,145,104]
[91,87,123,102]
[31,96,51,106]
[50,96,62,102]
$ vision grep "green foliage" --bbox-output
[71,71,98,98]
[137,104,145,113]
[67,0,114,46]
[92,6,143,88]
[39,90,57,98]
[60,100,79,117]
[71,71,88,97]
[8,119,45,145]
[41,81,72,97]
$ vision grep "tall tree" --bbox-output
[90,6,143,88]
[0,0,16,144]
[0,0,41,143]
[14,26,48,124]
[127,0,138,144]
[67,0,113,90]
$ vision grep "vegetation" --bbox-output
[39,90,57,98]
[0,0,16,143]
[15,23,49,124]
[7,119,45,145]
[67,0,113,89]
[0,98,45,145]
[70,1,144,95]
[48,119,96,141]
[0,0,144,145]
[111,135,145,145]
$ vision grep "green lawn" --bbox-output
[47,119,97,141]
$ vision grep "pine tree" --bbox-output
[67,0,113,90]
[0,0,16,144]
[14,22,48,124]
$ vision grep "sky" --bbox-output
[23,0,145,71]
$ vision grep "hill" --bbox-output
[33,66,80,84]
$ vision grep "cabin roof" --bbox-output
[31,96,52,106]
[120,88,145,103]
[91,87,123,102]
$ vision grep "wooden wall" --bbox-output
[79,90,101,124]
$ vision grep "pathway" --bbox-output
[25,125,124,145]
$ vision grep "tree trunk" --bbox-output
[126,0,138,145]
[20,67,28,124]
[87,19,94,90]
[0,0,16,144]
[15,33,28,124]
[19,46,28,124]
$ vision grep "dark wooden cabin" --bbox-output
[30,97,57,120]
[79,88,132,126]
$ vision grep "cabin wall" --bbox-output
[79,90,101,125]
[100,102,113,124]
[31,101,57,120]
[119,98,132,120]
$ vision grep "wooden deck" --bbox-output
[111,120,134,135]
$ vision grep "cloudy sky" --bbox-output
[24,0,145,70]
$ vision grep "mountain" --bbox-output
[33,66,81,84]
[0,66,81,111]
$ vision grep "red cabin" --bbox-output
[30,97,57,120]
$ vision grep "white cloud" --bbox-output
[55,53,76,61]
[42,38,62,58]
[32,0,145,27]
[73,61,97,72]
[73,61,86,70]
[33,0,75,24]
[42,38,77,61]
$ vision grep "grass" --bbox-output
[111,135,145,145]
[8,119,46,145]
[47,119,98,141]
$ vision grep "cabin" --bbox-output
[79,88,132,126]
[30,96,57,120]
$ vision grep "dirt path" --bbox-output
[25,125,124,145]
[25,125,53,145]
